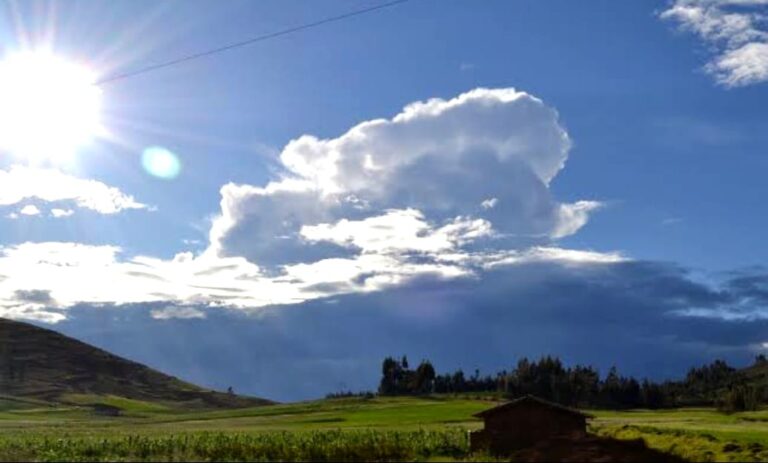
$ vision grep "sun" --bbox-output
[0,51,102,163]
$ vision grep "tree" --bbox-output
[599,366,622,408]
[570,365,600,407]
[379,357,401,395]
[717,385,760,413]
[414,361,436,394]
[372,354,757,411]
[641,379,666,409]
[452,370,466,393]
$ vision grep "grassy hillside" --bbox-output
[742,361,768,387]
[0,318,270,409]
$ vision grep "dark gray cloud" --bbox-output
[13,289,55,304]
[43,259,768,403]
[724,271,768,305]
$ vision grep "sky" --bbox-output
[0,0,767,401]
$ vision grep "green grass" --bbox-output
[0,394,53,412]
[3,395,768,461]
[591,408,768,462]
[61,394,172,415]
[144,396,493,431]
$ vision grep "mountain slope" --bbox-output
[741,360,768,388]
[0,318,271,408]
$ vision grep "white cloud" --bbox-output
[151,306,207,320]
[0,306,65,323]
[0,242,268,321]
[0,165,147,214]
[480,246,627,269]
[0,88,613,322]
[301,209,493,255]
[0,286,64,323]
[0,241,624,322]
[51,208,74,218]
[551,201,603,239]
[210,88,600,268]
[711,42,768,85]
[19,204,41,216]
[481,198,499,210]
[661,0,768,86]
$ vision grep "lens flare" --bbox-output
[142,147,181,179]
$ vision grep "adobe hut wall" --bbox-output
[481,404,587,454]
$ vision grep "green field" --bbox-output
[591,408,768,462]
[1,395,768,461]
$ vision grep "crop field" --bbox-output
[0,429,474,462]
[0,396,768,461]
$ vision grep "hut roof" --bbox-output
[90,403,123,415]
[473,395,594,419]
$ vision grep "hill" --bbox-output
[741,359,768,385]
[0,318,270,409]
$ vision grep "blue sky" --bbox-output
[1,0,768,401]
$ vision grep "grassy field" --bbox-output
[1,395,768,461]
[591,408,768,462]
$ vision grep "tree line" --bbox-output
[370,354,768,412]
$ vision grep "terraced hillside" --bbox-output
[0,318,270,409]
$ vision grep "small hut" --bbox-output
[91,403,123,417]
[470,395,592,454]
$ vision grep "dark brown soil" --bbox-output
[508,435,687,462]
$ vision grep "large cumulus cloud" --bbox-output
[209,88,601,268]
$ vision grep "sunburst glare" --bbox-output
[0,51,103,163]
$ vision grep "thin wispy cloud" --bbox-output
[661,0,768,87]
[0,165,148,214]
[662,217,684,226]
[150,306,207,320]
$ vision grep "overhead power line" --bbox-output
[96,0,410,85]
